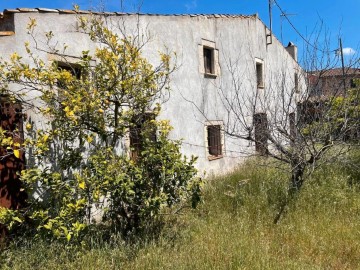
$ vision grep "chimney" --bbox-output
[285,42,297,62]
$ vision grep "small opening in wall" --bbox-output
[57,62,82,79]
[256,62,264,89]
[295,73,299,93]
[199,39,218,78]
[203,47,214,75]
[203,47,215,75]
[56,62,82,88]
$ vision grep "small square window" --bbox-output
[256,61,264,89]
[56,61,82,88]
[57,62,82,79]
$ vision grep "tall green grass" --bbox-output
[2,158,360,269]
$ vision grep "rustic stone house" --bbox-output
[0,7,304,202]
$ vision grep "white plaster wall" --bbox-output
[0,12,302,176]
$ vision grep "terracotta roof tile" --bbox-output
[77,10,92,14]
[37,8,59,13]
[3,9,20,13]
[1,8,257,20]
[103,12,117,16]
[90,11,103,15]
[57,9,76,14]
[17,8,38,12]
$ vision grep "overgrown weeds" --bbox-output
[2,156,360,269]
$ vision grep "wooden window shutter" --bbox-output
[0,99,26,209]
[254,113,268,155]
[207,125,221,156]
[129,123,142,160]
[294,73,299,93]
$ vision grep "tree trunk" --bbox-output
[290,163,305,192]
[274,162,306,224]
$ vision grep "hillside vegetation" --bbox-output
[2,155,360,270]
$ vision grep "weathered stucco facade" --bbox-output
[0,8,303,176]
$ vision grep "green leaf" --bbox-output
[43,222,52,230]
[66,233,71,242]
[12,216,22,223]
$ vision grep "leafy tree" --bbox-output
[326,79,360,141]
[0,14,202,241]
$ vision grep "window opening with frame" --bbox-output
[199,39,218,78]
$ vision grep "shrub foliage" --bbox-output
[0,15,202,241]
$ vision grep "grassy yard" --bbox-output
[2,159,360,269]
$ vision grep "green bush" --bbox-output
[0,16,202,242]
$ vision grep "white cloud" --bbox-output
[185,0,197,11]
[342,47,356,56]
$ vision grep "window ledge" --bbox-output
[204,73,217,79]
[0,31,15,36]
[208,155,223,161]
[257,85,265,89]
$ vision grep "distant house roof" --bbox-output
[0,8,256,19]
[309,68,360,77]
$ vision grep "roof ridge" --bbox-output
[1,8,256,18]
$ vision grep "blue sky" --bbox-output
[1,0,359,65]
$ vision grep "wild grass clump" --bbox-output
[2,156,360,269]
